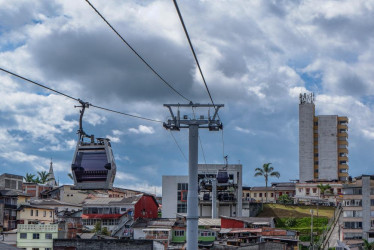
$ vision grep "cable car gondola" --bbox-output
[71,100,116,190]
[216,155,229,184]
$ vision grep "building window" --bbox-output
[36,210,38,216]
[306,188,310,195]
[30,209,33,216]
[177,183,188,202]
[254,193,257,198]
[20,233,27,239]
[43,211,46,217]
[50,211,52,217]
[313,188,317,193]
[259,193,262,198]
[298,188,302,192]
[33,233,40,239]
[177,203,187,213]
[314,122,318,126]
[45,233,52,239]
[174,230,185,237]
[344,221,362,229]
[314,161,318,165]
[314,153,318,157]
[271,193,274,197]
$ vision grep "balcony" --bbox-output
[338,124,348,130]
[339,156,348,161]
[338,132,348,137]
[338,148,348,153]
[339,140,349,145]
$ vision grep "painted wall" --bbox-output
[17,207,54,224]
[134,195,158,220]
[221,218,244,228]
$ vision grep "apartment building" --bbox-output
[248,183,296,203]
[162,164,242,218]
[299,93,349,182]
[17,224,58,250]
[341,175,374,246]
[294,181,342,205]
[0,173,23,191]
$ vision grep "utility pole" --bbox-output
[310,209,314,250]
[164,103,223,250]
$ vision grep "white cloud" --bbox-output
[112,129,124,136]
[128,125,155,134]
[234,126,256,135]
[116,171,139,182]
[116,183,161,196]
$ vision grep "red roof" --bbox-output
[82,214,123,219]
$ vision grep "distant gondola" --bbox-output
[71,100,116,190]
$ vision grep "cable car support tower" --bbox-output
[163,103,223,250]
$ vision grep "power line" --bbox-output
[84,0,192,103]
[173,0,226,160]
[173,0,215,106]
[169,130,187,161]
[0,68,79,102]
[221,129,225,163]
[199,135,207,165]
[0,67,162,123]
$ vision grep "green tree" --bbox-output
[37,171,53,184]
[24,173,35,183]
[254,163,280,202]
[278,194,292,205]
[101,227,110,236]
[363,239,374,250]
[33,176,41,184]
[317,184,331,199]
[93,221,101,234]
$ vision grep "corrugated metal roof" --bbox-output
[198,218,221,227]
[83,197,123,205]
[147,219,176,228]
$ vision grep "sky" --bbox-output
[1,0,374,196]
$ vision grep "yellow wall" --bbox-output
[17,207,55,224]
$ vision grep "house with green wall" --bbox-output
[17,224,58,250]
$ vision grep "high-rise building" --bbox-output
[299,93,349,182]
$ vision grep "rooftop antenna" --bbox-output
[164,102,223,250]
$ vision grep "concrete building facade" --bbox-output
[341,175,374,246]
[17,224,58,250]
[162,164,242,219]
[299,93,349,182]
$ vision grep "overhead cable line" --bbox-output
[173,0,226,160]
[173,0,215,106]
[84,0,192,103]
[0,67,79,102]
[169,130,187,161]
[0,67,162,123]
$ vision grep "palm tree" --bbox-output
[33,176,41,184]
[24,173,35,183]
[37,171,53,184]
[317,184,331,200]
[254,163,280,202]
[363,239,374,250]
